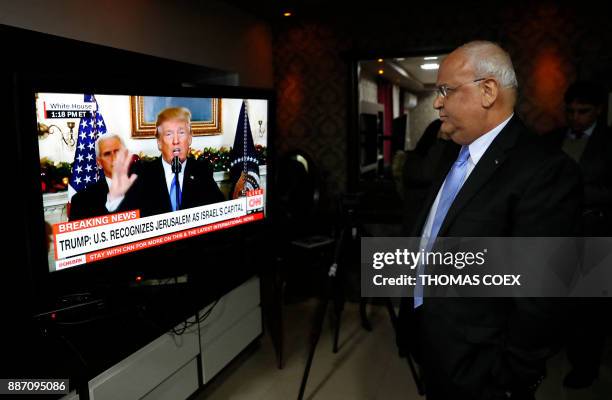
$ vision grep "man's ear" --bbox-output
[481,79,499,108]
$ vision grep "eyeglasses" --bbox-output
[436,78,486,98]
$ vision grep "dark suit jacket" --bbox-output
[545,122,612,235]
[120,157,225,217]
[410,116,582,399]
[69,179,109,221]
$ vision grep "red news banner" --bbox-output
[53,190,265,271]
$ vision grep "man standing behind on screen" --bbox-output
[69,134,125,220]
[107,107,224,216]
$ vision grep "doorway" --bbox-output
[348,51,449,224]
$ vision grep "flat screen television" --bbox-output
[15,74,274,312]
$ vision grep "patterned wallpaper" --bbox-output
[272,2,612,202]
[272,21,350,202]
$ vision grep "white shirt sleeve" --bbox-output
[105,194,124,212]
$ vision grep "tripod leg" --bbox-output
[406,353,425,396]
[332,281,344,353]
[333,313,341,353]
[297,294,329,400]
[360,297,372,331]
[270,257,285,370]
[384,297,398,331]
[385,298,425,396]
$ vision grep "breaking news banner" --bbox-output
[52,191,264,271]
[361,237,612,298]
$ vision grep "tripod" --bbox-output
[297,193,424,399]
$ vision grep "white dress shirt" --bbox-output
[161,157,186,195]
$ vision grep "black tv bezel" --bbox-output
[15,72,275,314]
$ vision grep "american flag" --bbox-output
[68,94,107,201]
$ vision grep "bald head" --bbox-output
[433,40,518,145]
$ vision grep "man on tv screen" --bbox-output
[69,133,125,221]
[107,106,225,216]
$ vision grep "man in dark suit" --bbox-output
[404,41,582,400]
[108,107,224,216]
[69,134,124,220]
[545,82,612,388]
[547,82,612,236]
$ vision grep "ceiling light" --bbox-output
[283,11,292,17]
[377,58,383,63]
[378,69,384,75]
[424,56,438,60]
[420,63,439,70]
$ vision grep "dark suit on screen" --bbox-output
[120,156,225,217]
[69,179,110,221]
[405,116,582,399]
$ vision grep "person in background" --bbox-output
[400,118,450,234]
[545,81,612,389]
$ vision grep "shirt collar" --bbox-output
[161,157,187,186]
[566,121,596,139]
[162,157,186,172]
[467,113,513,165]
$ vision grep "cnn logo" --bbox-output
[248,197,262,208]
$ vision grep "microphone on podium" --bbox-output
[171,156,182,211]
[171,156,182,174]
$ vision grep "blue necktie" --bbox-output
[170,174,182,211]
[414,145,470,308]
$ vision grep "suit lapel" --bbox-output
[579,123,603,167]
[96,179,109,196]
[437,116,521,236]
[156,158,173,211]
[181,158,194,208]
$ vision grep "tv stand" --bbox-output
[59,276,261,400]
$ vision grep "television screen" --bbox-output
[35,91,269,273]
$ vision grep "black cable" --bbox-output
[56,332,89,371]
[197,299,219,324]
[170,316,197,336]
[169,297,219,335]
